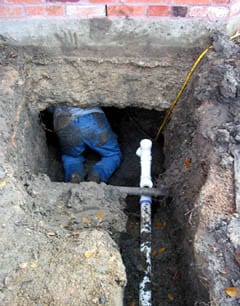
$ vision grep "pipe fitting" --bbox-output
[136,139,153,188]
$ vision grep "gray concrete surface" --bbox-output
[0,18,235,55]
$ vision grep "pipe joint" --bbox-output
[136,139,153,188]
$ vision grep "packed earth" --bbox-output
[0,31,240,305]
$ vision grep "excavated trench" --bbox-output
[1,32,240,306]
[39,106,208,305]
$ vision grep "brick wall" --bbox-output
[0,0,239,20]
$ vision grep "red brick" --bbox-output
[147,5,172,16]
[25,4,64,16]
[173,0,210,4]
[66,5,106,17]
[6,0,42,3]
[47,0,80,3]
[25,5,45,15]
[46,5,64,16]
[0,6,24,17]
[212,0,230,4]
[107,5,146,16]
[90,0,117,3]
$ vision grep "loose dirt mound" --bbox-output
[2,229,126,306]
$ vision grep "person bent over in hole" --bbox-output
[47,105,122,184]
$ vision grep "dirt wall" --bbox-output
[162,32,240,305]
[0,45,128,305]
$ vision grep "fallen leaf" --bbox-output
[168,293,174,301]
[152,250,158,257]
[154,221,166,228]
[159,247,166,253]
[96,212,104,219]
[30,263,37,268]
[184,158,191,168]
[69,213,76,219]
[0,181,6,188]
[85,251,94,258]
[82,217,91,224]
[225,287,239,298]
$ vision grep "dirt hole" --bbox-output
[2,34,240,306]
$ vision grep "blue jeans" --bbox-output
[56,112,122,183]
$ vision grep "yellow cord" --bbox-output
[154,32,240,142]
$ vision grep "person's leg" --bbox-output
[56,122,86,182]
[78,112,122,183]
[61,154,85,182]
[90,133,122,183]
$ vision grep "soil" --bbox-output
[0,31,240,306]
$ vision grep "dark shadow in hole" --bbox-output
[39,108,64,182]
[103,107,165,187]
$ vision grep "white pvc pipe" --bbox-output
[136,139,153,189]
[136,139,153,306]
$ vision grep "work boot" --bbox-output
[87,171,100,183]
[70,173,84,184]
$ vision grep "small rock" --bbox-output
[216,129,230,145]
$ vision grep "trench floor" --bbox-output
[120,196,186,306]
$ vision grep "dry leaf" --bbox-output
[154,221,166,228]
[159,247,166,253]
[96,212,104,219]
[69,213,76,219]
[184,158,191,168]
[152,250,158,257]
[225,287,239,298]
[82,217,91,224]
[30,263,37,268]
[85,251,94,258]
[167,293,174,301]
[0,181,6,188]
